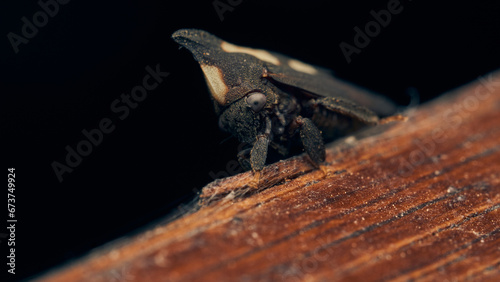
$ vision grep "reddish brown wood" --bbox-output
[38,72,500,281]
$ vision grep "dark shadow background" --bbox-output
[1,0,499,280]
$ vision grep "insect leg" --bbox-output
[310,97,406,126]
[296,116,326,166]
[309,97,380,125]
[249,116,272,172]
[249,134,270,172]
[247,116,272,188]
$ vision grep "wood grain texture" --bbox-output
[38,72,500,281]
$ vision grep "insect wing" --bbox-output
[265,58,397,116]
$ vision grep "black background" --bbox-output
[2,0,499,280]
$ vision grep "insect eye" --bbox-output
[246,92,266,112]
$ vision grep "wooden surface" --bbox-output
[38,72,500,281]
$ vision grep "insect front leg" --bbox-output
[239,116,272,188]
[237,135,269,188]
[249,134,270,172]
[296,116,326,166]
[242,134,270,188]
[236,116,272,173]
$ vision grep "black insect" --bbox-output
[172,29,402,181]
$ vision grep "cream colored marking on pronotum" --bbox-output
[288,59,318,75]
[221,41,281,66]
[200,64,228,104]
